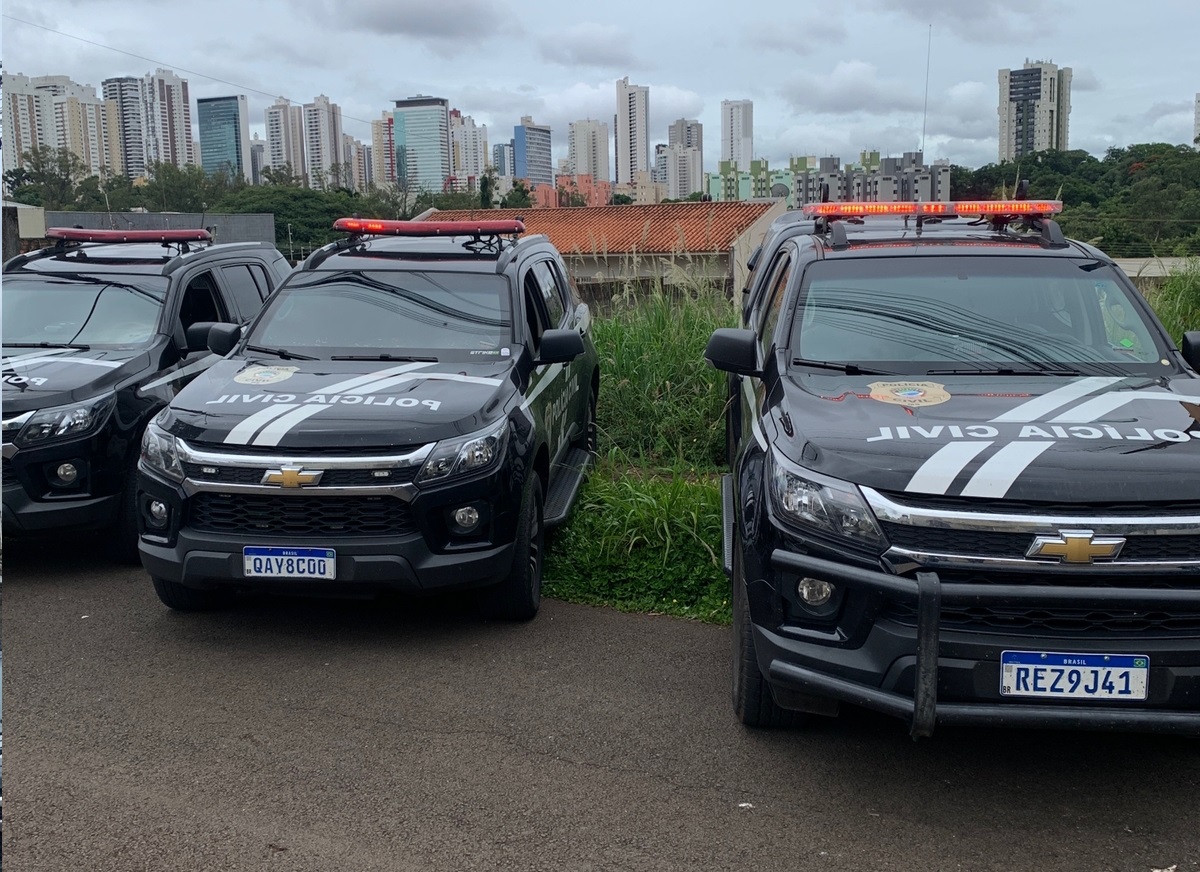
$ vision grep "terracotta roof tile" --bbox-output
[423,202,776,255]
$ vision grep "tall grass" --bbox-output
[1145,258,1200,343]
[592,268,737,471]
[544,470,729,623]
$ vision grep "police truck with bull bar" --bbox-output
[706,195,1200,736]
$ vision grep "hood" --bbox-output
[772,373,1200,503]
[2,346,152,412]
[162,357,520,450]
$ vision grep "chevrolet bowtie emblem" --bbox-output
[1027,530,1125,564]
[262,465,324,488]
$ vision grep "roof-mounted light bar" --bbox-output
[46,227,213,243]
[333,218,526,236]
[801,200,1062,218]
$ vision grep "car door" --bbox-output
[538,257,590,447]
[520,258,573,470]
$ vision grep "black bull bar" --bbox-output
[768,550,1200,738]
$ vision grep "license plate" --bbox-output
[1000,651,1149,701]
[243,547,336,580]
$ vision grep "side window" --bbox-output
[758,255,792,358]
[752,251,790,331]
[523,271,549,350]
[179,270,228,331]
[248,263,273,300]
[532,260,566,327]
[220,264,266,320]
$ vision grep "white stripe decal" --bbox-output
[1049,391,1200,424]
[905,441,993,495]
[223,404,298,444]
[2,348,74,365]
[138,354,218,393]
[251,405,330,446]
[519,364,564,410]
[959,442,1055,498]
[320,362,436,395]
[348,371,506,395]
[2,356,121,369]
[989,377,1124,423]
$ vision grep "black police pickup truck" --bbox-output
[137,218,599,620]
[2,227,292,559]
[706,198,1200,737]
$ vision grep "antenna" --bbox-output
[920,24,932,153]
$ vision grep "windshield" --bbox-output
[789,256,1171,375]
[245,269,513,358]
[2,274,168,347]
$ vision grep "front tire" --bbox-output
[731,541,805,728]
[479,471,544,621]
[152,576,235,612]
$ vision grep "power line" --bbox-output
[1,13,380,130]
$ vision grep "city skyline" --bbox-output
[2,0,1198,174]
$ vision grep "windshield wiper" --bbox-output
[244,344,317,361]
[330,353,438,362]
[792,358,895,376]
[4,341,92,350]
[926,367,1084,376]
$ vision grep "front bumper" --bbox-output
[762,549,1200,737]
[137,460,522,598]
[2,436,125,534]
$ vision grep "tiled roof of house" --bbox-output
[422,202,776,255]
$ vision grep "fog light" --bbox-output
[148,499,169,528]
[797,577,835,607]
[453,506,481,531]
[55,462,78,485]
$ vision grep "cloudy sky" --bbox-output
[3,0,1198,172]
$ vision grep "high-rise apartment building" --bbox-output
[450,109,488,187]
[370,113,395,186]
[721,100,753,168]
[392,95,450,192]
[567,119,609,180]
[140,69,194,169]
[303,94,345,189]
[998,59,1072,162]
[664,143,703,200]
[265,97,307,180]
[249,133,266,185]
[3,73,123,180]
[514,115,552,188]
[342,134,370,192]
[615,76,649,185]
[668,118,703,173]
[197,95,251,182]
[1194,93,1199,147]
[492,141,515,176]
[100,76,147,177]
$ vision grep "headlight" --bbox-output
[13,393,117,448]
[140,421,185,482]
[769,450,887,551]
[416,420,510,484]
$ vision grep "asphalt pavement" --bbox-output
[2,535,1198,872]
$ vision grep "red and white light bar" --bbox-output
[47,227,213,243]
[801,200,1062,218]
[333,218,526,236]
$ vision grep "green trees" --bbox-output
[951,144,1200,256]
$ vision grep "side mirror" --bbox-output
[537,328,585,365]
[208,323,243,357]
[1182,331,1200,372]
[184,321,221,353]
[705,328,759,376]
